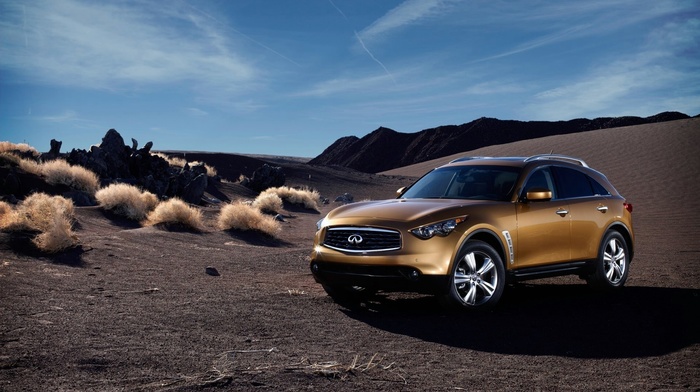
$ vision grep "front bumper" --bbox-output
[310,261,450,294]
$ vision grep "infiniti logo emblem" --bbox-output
[347,234,363,245]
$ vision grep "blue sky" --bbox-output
[1,0,698,157]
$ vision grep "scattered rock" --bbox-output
[246,164,285,192]
[274,214,285,222]
[334,193,354,204]
[205,266,220,276]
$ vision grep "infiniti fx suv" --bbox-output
[310,155,634,310]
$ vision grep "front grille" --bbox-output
[322,227,401,253]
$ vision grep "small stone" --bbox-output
[205,266,220,276]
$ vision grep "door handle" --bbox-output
[597,206,608,213]
[556,209,569,217]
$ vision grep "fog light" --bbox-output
[311,263,319,273]
[409,270,420,280]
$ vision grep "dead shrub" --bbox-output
[40,159,100,194]
[0,141,39,157]
[154,153,218,177]
[217,202,280,236]
[0,201,15,229]
[1,193,77,253]
[252,192,283,214]
[95,183,159,221]
[0,152,22,166]
[145,198,204,231]
[262,186,321,211]
[17,158,42,176]
[32,213,78,253]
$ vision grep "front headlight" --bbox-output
[410,216,467,239]
[316,217,327,231]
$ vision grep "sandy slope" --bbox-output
[1,119,699,391]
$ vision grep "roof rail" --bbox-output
[449,156,488,163]
[524,154,589,167]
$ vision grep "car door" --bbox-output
[515,166,571,267]
[552,166,612,261]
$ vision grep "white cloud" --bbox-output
[358,0,453,42]
[0,0,256,91]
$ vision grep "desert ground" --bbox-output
[1,118,699,391]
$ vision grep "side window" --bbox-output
[523,167,557,199]
[590,177,611,196]
[553,167,596,199]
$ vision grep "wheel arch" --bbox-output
[461,229,508,267]
[605,222,634,261]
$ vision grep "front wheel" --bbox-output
[443,240,505,310]
[587,231,630,290]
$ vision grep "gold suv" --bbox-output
[310,155,634,310]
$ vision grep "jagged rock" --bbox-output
[141,141,153,154]
[182,173,207,204]
[40,139,62,161]
[334,193,354,204]
[246,164,285,192]
[131,138,138,150]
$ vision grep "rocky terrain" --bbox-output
[1,117,699,391]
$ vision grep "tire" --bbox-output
[587,231,630,290]
[443,240,505,310]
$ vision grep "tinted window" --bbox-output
[590,177,611,196]
[523,167,557,198]
[554,167,596,199]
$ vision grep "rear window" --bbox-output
[553,167,610,199]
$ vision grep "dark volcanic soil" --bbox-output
[2,119,700,391]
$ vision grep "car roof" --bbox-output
[444,154,590,168]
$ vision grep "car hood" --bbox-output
[324,198,490,224]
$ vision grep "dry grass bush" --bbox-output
[0,193,77,253]
[40,160,100,194]
[260,186,321,211]
[0,152,22,166]
[0,141,39,157]
[0,201,14,229]
[217,202,281,236]
[153,153,218,177]
[190,161,218,177]
[17,157,42,176]
[95,183,159,221]
[144,198,204,231]
[252,192,283,214]
[153,152,188,168]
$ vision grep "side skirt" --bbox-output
[507,260,594,282]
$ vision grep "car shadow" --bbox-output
[340,284,700,359]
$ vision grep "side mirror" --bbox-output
[396,187,406,196]
[525,187,552,202]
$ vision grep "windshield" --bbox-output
[400,165,521,201]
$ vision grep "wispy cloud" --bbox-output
[0,0,256,93]
[358,0,452,42]
[525,17,699,120]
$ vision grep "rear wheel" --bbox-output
[587,231,629,289]
[443,240,505,310]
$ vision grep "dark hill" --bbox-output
[309,112,691,173]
